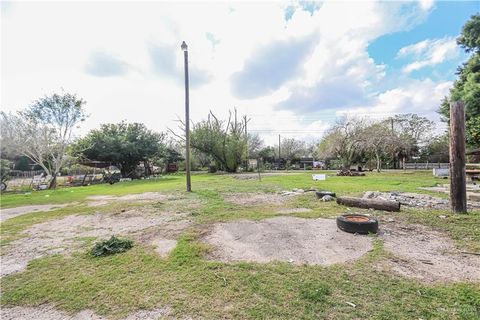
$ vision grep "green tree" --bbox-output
[439,14,480,149]
[71,122,166,178]
[0,92,87,188]
[186,110,247,173]
[386,114,435,168]
[420,134,449,163]
[0,159,12,184]
[258,146,276,163]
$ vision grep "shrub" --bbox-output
[90,236,133,257]
[0,159,12,183]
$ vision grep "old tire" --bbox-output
[336,214,378,234]
[0,182,6,192]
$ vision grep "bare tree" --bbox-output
[1,92,87,188]
[318,117,366,169]
[247,133,264,159]
[277,137,306,165]
[359,122,395,172]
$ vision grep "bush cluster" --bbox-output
[91,236,133,257]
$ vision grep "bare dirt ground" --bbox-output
[87,192,169,207]
[276,207,312,214]
[223,192,290,206]
[0,306,172,320]
[0,204,70,222]
[1,207,192,276]
[203,216,373,265]
[203,215,480,282]
[378,220,480,283]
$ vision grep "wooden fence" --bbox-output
[403,163,449,170]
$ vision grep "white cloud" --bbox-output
[1,0,451,145]
[398,37,459,73]
[335,79,452,134]
[419,0,435,11]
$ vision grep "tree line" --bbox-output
[1,14,478,188]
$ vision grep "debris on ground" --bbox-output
[363,191,480,209]
[336,169,365,176]
[279,189,304,196]
[278,188,318,197]
[315,191,336,199]
[90,235,134,257]
[321,195,335,202]
[419,183,480,201]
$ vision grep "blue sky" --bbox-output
[1,1,479,144]
[369,1,478,82]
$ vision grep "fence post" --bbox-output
[449,101,467,213]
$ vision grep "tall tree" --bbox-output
[318,117,365,169]
[386,114,435,168]
[182,110,247,173]
[71,122,166,178]
[278,137,306,164]
[360,122,395,172]
[420,134,450,163]
[0,92,87,188]
[439,14,480,150]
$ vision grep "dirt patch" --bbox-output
[0,306,171,320]
[276,207,312,214]
[1,208,191,276]
[203,217,373,265]
[151,239,178,257]
[378,221,480,283]
[87,192,168,206]
[0,204,71,222]
[223,193,289,206]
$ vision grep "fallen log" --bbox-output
[336,196,400,212]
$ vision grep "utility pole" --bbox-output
[278,134,281,159]
[181,41,191,192]
[449,101,467,213]
[244,115,250,171]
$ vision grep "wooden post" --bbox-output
[449,101,467,213]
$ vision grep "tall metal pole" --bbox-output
[181,41,191,192]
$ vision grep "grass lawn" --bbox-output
[1,171,479,319]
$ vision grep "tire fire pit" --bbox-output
[336,214,378,234]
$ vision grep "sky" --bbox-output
[1,0,479,145]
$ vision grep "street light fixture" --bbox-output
[181,41,192,192]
